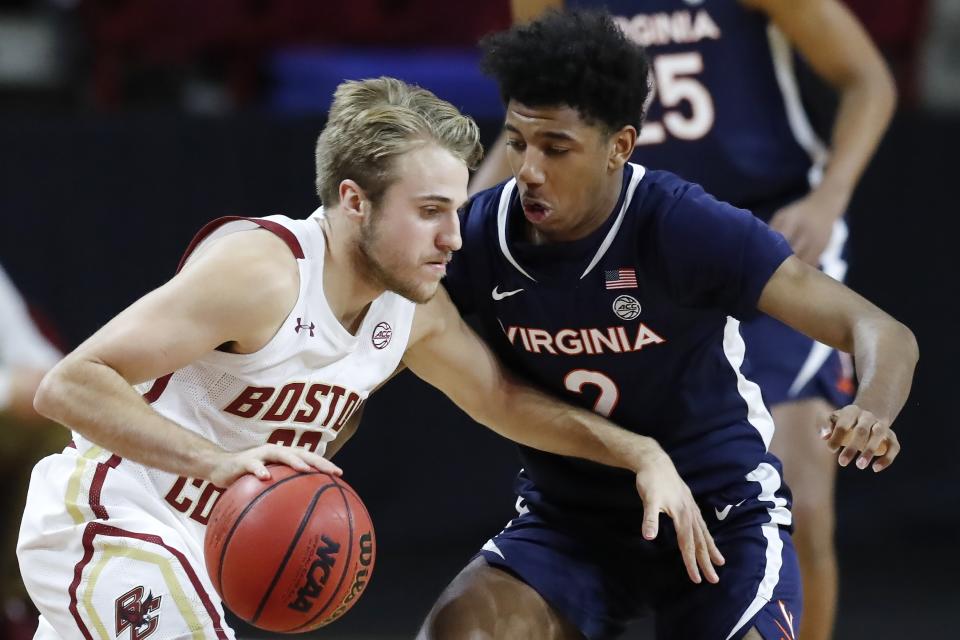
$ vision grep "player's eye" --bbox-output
[421,206,440,217]
[505,138,525,151]
[546,147,569,156]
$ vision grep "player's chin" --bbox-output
[397,278,439,305]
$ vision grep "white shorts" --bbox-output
[17,445,235,640]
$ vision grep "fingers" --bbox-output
[248,460,271,480]
[692,516,720,584]
[702,516,726,568]
[266,445,343,476]
[642,500,660,541]
[868,431,900,472]
[837,413,876,467]
[825,406,900,471]
[673,510,702,584]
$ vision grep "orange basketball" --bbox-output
[204,465,375,633]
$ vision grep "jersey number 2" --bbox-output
[637,52,715,145]
[564,370,620,417]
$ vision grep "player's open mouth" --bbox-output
[522,200,551,223]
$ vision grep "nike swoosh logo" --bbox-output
[492,285,524,301]
[714,499,745,521]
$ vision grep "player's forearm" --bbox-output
[35,356,226,480]
[849,317,918,424]
[818,65,896,208]
[484,381,665,473]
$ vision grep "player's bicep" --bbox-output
[72,232,298,385]
[757,255,883,352]
[746,0,889,89]
[402,289,506,423]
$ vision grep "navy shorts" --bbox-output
[478,481,802,639]
[740,219,855,409]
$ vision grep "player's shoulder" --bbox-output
[179,223,301,308]
[635,168,748,223]
[634,168,701,208]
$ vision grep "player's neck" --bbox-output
[318,216,382,335]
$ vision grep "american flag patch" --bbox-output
[605,268,638,290]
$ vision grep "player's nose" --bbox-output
[437,211,462,253]
[516,151,545,187]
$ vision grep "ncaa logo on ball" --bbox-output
[612,295,641,320]
[371,322,392,349]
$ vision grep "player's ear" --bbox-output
[338,179,370,223]
[607,125,637,171]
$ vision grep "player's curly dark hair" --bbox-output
[480,10,651,132]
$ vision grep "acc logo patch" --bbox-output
[371,322,392,349]
[612,295,641,321]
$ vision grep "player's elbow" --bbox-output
[897,321,919,366]
[33,356,81,423]
[33,364,63,420]
[874,63,898,120]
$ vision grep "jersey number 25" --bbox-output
[637,52,715,145]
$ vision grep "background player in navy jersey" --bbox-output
[471,2,897,638]
[420,11,914,640]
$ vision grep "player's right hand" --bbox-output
[208,443,342,488]
[634,449,725,585]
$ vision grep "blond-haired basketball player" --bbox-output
[17,77,722,640]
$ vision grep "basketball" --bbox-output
[204,465,376,633]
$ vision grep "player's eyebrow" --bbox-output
[415,195,456,205]
[504,123,577,142]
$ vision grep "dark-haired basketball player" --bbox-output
[420,10,913,640]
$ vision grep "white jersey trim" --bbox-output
[496,179,538,282]
[722,317,776,450]
[725,462,792,639]
[495,165,647,282]
[580,163,646,279]
[767,24,829,188]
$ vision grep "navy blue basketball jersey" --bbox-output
[567,0,825,217]
[445,164,793,515]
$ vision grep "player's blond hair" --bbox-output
[315,77,482,207]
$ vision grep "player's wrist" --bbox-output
[811,179,852,218]
[622,435,669,474]
[188,442,232,484]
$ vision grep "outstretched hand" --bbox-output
[820,404,900,472]
[634,449,725,584]
[208,443,342,488]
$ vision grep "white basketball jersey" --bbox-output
[71,209,416,538]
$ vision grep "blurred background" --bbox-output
[0,0,957,638]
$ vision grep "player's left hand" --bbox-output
[820,404,900,472]
[768,187,847,266]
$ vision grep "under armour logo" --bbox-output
[115,586,162,640]
[295,318,315,337]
